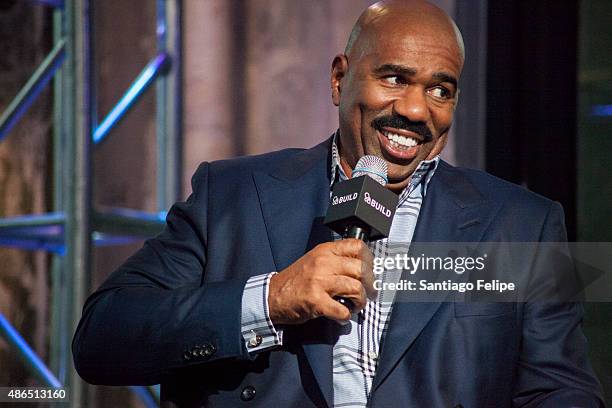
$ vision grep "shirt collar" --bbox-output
[330,130,439,203]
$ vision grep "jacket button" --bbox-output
[240,386,256,401]
[201,344,216,358]
[182,350,192,361]
[192,346,201,359]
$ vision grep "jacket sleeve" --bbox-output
[72,162,253,386]
[512,202,605,407]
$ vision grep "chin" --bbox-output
[387,172,413,185]
[387,163,416,178]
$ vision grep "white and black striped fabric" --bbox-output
[330,134,439,407]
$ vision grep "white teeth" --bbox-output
[383,131,418,149]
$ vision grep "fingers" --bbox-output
[331,257,363,280]
[269,240,378,325]
[315,296,352,323]
[325,243,376,300]
[322,239,373,278]
[328,238,369,259]
[326,275,368,312]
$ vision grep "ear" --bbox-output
[331,54,348,107]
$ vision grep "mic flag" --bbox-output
[324,155,399,242]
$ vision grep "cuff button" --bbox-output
[240,386,256,401]
[247,334,263,348]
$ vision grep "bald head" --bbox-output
[330,0,466,191]
[344,0,464,67]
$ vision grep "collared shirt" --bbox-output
[241,132,439,407]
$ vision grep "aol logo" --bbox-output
[332,192,358,205]
[363,192,392,218]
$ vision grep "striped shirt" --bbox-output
[241,133,439,407]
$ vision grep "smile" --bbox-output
[376,128,422,161]
[381,130,419,149]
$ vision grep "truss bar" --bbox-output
[0,39,66,142]
[149,385,160,401]
[27,0,65,8]
[0,314,62,388]
[156,0,182,211]
[50,6,68,383]
[91,232,145,246]
[129,386,159,408]
[63,0,93,404]
[93,207,166,237]
[0,210,164,252]
[0,238,64,253]
[93,53,170,144]
[0,213,64,255]
[0,213,65,252]
[0,212,65,228]
[591,104,612,117]
[0,234,143,252]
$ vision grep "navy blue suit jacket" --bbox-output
[73,137,603,407]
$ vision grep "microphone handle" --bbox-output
[334,226,370,313]
[344,225,368,242]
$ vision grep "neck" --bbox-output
[385,178,411,194]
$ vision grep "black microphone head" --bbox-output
[352,155,388,186]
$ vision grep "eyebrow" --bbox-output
[373,64,417,77]
[432,72,458,89]
[373,64,458,89]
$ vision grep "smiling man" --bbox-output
[73,1,603,407]
[332,1,463,191]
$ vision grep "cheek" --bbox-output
[360,85,393,110]
[430,106,455,135]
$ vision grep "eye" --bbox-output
[428,86,453,99]
[382,75,405,85]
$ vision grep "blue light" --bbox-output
[93,53,169,144]
[0,313,63,388]
[0,212,66,253]
[129,386,158,408]
[0,42,65,142]
[591,105,612,117]
[29,0,64,8]
[0,238,65,254]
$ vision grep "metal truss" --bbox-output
[0,0,182,406]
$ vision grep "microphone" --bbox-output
[324,155,399,311]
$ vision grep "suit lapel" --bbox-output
[253,150,502,403]
[252,139,333,271]
[253,138,335,408]
[372,161,501,391]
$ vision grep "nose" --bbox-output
[392,87,429,123]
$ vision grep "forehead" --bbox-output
[355,18,463,76]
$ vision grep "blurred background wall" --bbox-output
[0,0,51,388]
[0,0,610,406]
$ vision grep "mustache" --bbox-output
[371,115,433,143]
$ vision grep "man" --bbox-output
[73,1,604,407]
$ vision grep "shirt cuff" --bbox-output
[241,272,283,353]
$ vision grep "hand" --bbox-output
[268,239,375,325]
